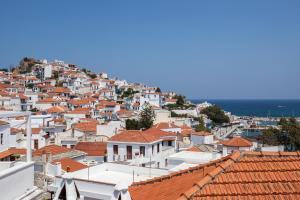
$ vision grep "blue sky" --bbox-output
[0,0,300,99]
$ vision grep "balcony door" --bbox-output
[127,146,132,160]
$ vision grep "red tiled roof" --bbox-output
[47,106,68,113]
[109,130,161,143]
[51,87,71,93]
[8,148,26,155]
[0,148,26,159]
[180,124,193,137]
[129,155,231,200]
[185,151,300,200]
[73,121,98,133]
[74,142,107,156]
[33,145,71,157]
[52,158,87,172]
[191,131,212,136]
[0,120,9,126]
[130,151,300,200]
[37,98,60,103]
[165,98,177,102]
[186,146,202,152]
[67,107,91,115]
[10,127,23,135]
[68,98,96,106]
[32,128,42,134]
[144,127,176,139]
[220,137,252,147]
[0,150,13,159]
[153,122,179,129]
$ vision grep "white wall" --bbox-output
[0,124,10,152]
[107,140,175,168]
[191,135,214,145]
[97,121,122,139]
[154,110,171,124]
[0,162,35,200]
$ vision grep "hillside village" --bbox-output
[0,58,298,200]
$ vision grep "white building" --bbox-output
[153,109,171,124]
[219,136,254,156]
[97,121,123,140]
[191,131,214,145]
[0,111,43,199]
[167,151,221,171]
[49,163,168,200]
[139,93,162,108]
[0,120,10,152]
[107,129,176,168]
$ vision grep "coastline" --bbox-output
[191,99,300,118]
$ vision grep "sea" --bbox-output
[191,99,300,117]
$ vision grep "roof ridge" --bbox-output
[176,151,242,200]
[131,153,235,187]
[244,151,300,157]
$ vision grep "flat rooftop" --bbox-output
[167,151,221,164]
[68,163,168,187]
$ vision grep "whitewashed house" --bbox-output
[107,128,176,168]
[219,136,254,156]
[191,131,214,145]
[0,120,10,152]
[140,93,162,108]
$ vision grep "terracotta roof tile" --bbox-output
[192,131,212,136]
[109,130,161,143]
[0,148,26,159]
[74,142,106,156]
[51,87,71,93]
[130,150,300,200]
[129,156,230,200]
[33,145,71,157]
[32,128,42,134]
[52,158,87,172]
[47,106,68,113]
[153,122,179,129]
[183,151,300,200]
[220,137,253,147]
[73,121,98,133]
[186,146,202,152]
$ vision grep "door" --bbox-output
[34,139,39,150]
[140,146,145,156]
[127,146,132,160]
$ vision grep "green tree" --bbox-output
[26,83,34,89]
[260,117,300,151]
[155,87,161,93]
[201,105,230,124]
[126,119,140,130]
[89,74,97,79]
[260,127,281,146]
[139,105,155,130]
[0,68,8,72]
[175,95,185,106]
[195,116,207,132]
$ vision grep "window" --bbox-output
[140,146,145,156]
[0,134,3,145]
[113,145,118,155]
[34,139,39,149]
[152,145,154,155]
[157,143,160,153]
[127,146,132,160]
[168,141,172,146]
